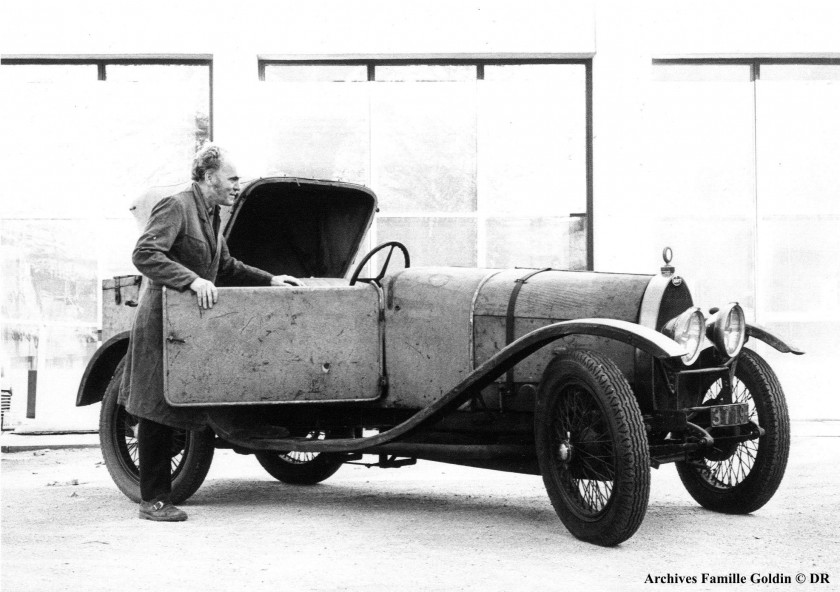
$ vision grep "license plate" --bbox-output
[710,403,749,427]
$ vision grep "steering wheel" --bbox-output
[349,241,411,286]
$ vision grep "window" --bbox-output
[257,58,591,271]
[0,57,211,428]
[650,58,840,419]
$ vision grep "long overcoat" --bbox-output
[119,183,273,429]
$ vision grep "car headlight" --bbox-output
[661,307,705,365]
[706,302,746,359]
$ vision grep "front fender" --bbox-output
[209,319,686,453]
[747,323,805,355]
[76,332,130,406]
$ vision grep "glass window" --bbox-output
[264,64,367,82]
[0,64,97,82]
[485,216,587,270]
[760,64,840,81]
[371,81,477,214]
[376,65,475,82]
[252,82,370,183]
[258,60,589,269]
[0,61,211,430]
[376,217,477,267]
[652,63,752,82]
[479,64,586,216]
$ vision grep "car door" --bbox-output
[161,280,383,405]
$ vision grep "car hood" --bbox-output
[223,177,377,280]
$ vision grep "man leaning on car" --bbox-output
[119,144,303,522]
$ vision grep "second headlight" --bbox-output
[661,307,705,365]
[706,302,746,359]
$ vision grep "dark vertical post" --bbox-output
[208,60,215,142]
[585,59,594,271]
[26,370,37,419]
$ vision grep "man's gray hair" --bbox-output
[191,144,226,182]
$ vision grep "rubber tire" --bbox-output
[99,358,216,504]
[535,349,650,547]
[255,450,344,485]
[676,348,790,514]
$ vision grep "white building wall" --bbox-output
[2,0,838,425]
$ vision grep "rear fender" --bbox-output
[76,332,130,406]
[210,319,686,453]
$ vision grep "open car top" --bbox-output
[222,177,377,281]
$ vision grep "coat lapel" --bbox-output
[191,183,217,253]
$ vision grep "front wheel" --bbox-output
[535,349,650,546]
[99,358,216,504]
[676,348,790,514]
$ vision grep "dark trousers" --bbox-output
[138,418,174,502]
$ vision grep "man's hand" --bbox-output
[190,277,218,309]
[271,275,305,287]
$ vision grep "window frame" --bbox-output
[1,55,215,140]
[258,55,594,270]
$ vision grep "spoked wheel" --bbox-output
[676,348,790,514]
[99,358,215,504]
[255,431,346,485]
[535,349,650,546]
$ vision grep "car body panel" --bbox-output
[162,282,383,406]
[382,267,492,408]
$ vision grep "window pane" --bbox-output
[376,217,477,267]
[484,63,582,82]
[252,82,370,183]
[618,75,758,308]
[485,216,586,270]
[756,76,840,217]
[264,64,367,82]
[0,64,97,82]
[372,81,477,213]
[478,65,586,215]
[95,80,211,206]
[376,65,475,82]
[1,219,99,325]
[107,64,209,87]
[0,76,209,219]
[761,64,840,81]
[652,64,752,82]
[0,82,103,218]
[0,62,211,430]
[754,67,840,419]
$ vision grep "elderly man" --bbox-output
[120,144,302,522]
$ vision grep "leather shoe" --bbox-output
[138,499,188,522]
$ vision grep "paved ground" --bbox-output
[2,426,839,592]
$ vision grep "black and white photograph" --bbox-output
[1,1,839,591]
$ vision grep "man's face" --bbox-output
[206,160,240,207]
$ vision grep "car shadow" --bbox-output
[186,476,556,525]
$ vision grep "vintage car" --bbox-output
[76,177,802,546]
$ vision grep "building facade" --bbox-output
[1,0,837,428]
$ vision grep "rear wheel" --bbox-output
[255,431,345,485]
[676,348,789,513]
[99,358,215,504]
[535,349,650,546]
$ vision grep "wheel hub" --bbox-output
[558,440,573,462]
